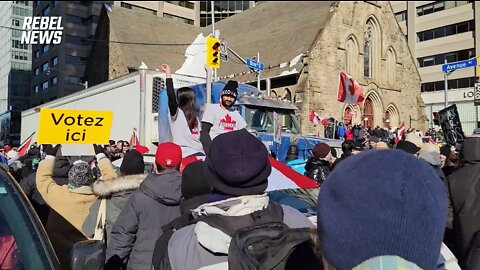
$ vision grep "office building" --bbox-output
[0,1,32,113]
[30,1,112,108]
[391,1,480,133]
[114,1,198,25]
[199,1,255,26]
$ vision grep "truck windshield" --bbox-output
[244,106,299,134]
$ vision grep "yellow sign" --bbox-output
[37,108,113,144]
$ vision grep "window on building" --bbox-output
[51,76,58,86]
[52,56,58,66]
[386,48,396,84]
[65,35,86,46]
[35,50,40,59]
[417,1,472,16]
[395,11,407,22]
[421,77,476,92]
[34,68,39,76]
[42,81,49,90]
[64,75,80,84]
[34,85,39,93]
[42,62,49,72]
[418,49,475,67]
[42,5,50,16]
[52,1,59,7]
[345,37,358,78]
[163,13,194,25]
[417,20,475,42]
[65,14,88,25]
[65,55,82,64]
[166,1,195,9]
[120,2,157,15]
[12,19,20,27]
[42,44,49,53]
[364,19,379,78]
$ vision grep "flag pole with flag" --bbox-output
[309,109,328,126]
[337,71,365,105]
[395,122,405,143]
[8,132,35,166]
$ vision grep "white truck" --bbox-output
[21,70,205,156]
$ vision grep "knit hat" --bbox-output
[317,150,447,270]
[181,161,211,199]
[205,129,271,196]
[396,140,421,155]
[313,143,331,159]
[439,145,451,157]
[155,142,182,167]
[68,160,94,189]
[221,80,238,100]
[120,149,145,175]
[405,133,423,149]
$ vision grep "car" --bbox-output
[0,163,105,270]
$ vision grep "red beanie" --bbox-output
[155,142,182,167]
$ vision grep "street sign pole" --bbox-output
[444,59,448,108]
[257,52,260,90]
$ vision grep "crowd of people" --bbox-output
[1,69,479,270]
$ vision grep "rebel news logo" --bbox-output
[21,17,63,45]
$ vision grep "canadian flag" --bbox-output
[309,110,327,126]
[337,71,365,105]
[395,122,406,143]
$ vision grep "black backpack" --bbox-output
[228,222,322,270]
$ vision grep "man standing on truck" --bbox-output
[200,80,247,154]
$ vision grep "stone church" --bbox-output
[86,1,427,134]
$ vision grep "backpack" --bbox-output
[228,222,322,270]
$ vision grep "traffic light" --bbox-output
[206,36,221,69]
[433,112,439,126]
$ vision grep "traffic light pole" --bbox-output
[206,65,212,104]
[444,59,448,108]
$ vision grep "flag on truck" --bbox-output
[337,71,364,105]
[309,110,327,126]
[267,158,318,191]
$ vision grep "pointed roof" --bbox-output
[103,1,337,79]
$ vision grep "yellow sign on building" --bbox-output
[37,108,113,144]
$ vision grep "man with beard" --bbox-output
[200,80,247,154]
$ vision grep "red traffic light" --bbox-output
[212,42,220,50]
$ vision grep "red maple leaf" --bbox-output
[219,114,237,131]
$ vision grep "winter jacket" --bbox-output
[346,128,354,141]
[447,137,480,267]
[304,157,331,185]
[332,152,353,170]
[106,170,182,270]
[337,124,346,137]
[161,194,314,270]
[19,157,70,225]
[83,161,147,244]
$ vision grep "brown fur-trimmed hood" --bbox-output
[92,174,147,197]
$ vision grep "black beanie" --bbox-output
[205,129,271,196]
[182,161,211,199]
[396,140,421,155]
[221,80,238,100]
[120,149,145,175]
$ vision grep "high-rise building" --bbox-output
[0,1,32,113]
[30,1,112,108]
[114,1,198,25]
[199,1,255,27]
[391,1,480,132]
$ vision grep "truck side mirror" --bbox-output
[71,240,105,270]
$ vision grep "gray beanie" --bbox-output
[68,160,94,189]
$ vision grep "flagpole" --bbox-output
[19,132,35,147]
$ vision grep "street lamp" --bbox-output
[46,68,88,89]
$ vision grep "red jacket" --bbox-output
[346,128,353,141]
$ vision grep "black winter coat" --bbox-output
[304,157,331,185]
[106,170,182,270]
[447,137,480,268]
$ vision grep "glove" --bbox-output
[93,144,105,155]
[43,144,61,157]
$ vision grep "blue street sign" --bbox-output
[442,58,477,72]
[246,58,264,71]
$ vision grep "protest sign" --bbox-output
[437,104,465,146]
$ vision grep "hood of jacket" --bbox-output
[192,194,269,254]
[53,157,70,178]
[462,137,480,162]
[419,151,442,167]
[139,170,182,205]
[92,174,147,197]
